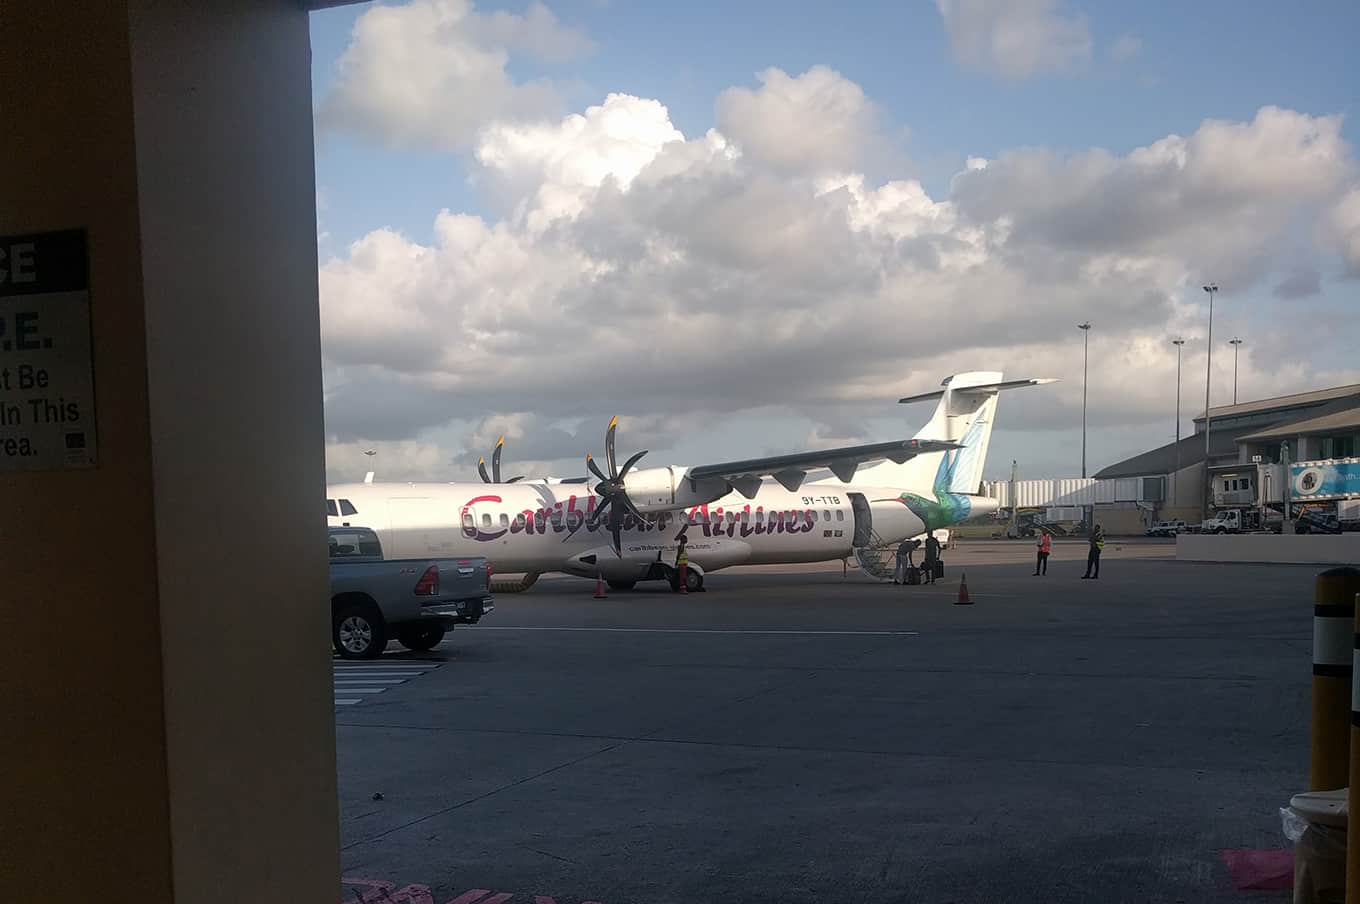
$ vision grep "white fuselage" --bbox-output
[325,478,960,581]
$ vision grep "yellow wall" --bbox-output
[1,2,174,896]
[2,2,339,900]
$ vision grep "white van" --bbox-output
[913,528,951,549]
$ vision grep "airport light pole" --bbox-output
[1172,338,1185,505]
[1201,283,1218,522]
[1078,322,1091,479]
[364,449,376,478]
[1229,337,1243,404]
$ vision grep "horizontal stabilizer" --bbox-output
[899,377,1057,405]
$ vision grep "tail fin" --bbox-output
[852,373,1054,494]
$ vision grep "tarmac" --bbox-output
[335,539,1313,903]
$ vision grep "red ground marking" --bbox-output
[1219,848,1293,891]
[342,879,610,904]
[446,892,493,904]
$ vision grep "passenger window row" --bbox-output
[454,507,850,528]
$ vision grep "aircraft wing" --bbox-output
[685,438,962,496]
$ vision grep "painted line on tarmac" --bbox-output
[476,626,919,636]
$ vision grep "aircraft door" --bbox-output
[849,493,873,546]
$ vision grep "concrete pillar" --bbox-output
[1,2,339,901]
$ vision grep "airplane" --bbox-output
[326,371,1053,592]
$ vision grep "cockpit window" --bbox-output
[326,499,338,517]
[339,499,358,516]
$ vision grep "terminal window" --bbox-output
[1321,436,1355,458]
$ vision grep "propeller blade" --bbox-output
[477,457,491,484]
[588,494,612,526]
[605,416,619,478]
[619,448,649,478]
[492,435,505,483]
[621,495,649,525]
[506,475,525,484]
[608,503,624,557]
[586,453,609,483]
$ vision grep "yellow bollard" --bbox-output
[1314,568,1360,791]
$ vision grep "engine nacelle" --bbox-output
[622,466,730,513]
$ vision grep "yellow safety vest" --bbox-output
[676,548,689,566]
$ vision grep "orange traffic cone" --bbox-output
[594,574,608,599]
[955,572,972,606]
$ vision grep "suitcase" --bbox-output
[905,567,920,585]
[933,560,945,579]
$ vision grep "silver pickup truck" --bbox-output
[329,526,494,660]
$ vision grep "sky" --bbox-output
[310,0,1360,486]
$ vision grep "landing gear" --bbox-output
[669,569,703,593]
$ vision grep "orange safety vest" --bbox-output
[1039,534,1051,554]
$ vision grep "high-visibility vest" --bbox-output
[676,548,689,566]
[1039,535,1051,553]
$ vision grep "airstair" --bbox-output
[853,529,898,581]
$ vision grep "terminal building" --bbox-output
[984,382,1360,534]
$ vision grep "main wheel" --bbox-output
[397,624,446,651]
[607,579,637,591]
[684,569,703,593]
[334,602,387,660]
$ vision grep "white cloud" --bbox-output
[319,67,1359,482]
[474,93,694,229]
[327,439,454,483]
[1109,34,1142,63]
[948,106,1354,280]
[715,66,880,174]
[1330,187,1360,276]
[317,0,591,150]
[934,0,1092,79]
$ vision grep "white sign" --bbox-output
[0,230,97,471]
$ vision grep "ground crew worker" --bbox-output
[922,532,940,584]
[675,534,690,594]
[1033,528,1051,576]
[1081,524,1104,579]
[894,538,917,584]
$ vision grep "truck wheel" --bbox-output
[607,580,637,591]
[334,602,387,660]
[1214,527,1227,535]
[397,624,446,652]
[684,569,703,593]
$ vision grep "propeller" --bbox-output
[477,436,525,484]
[586,416,649,556]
